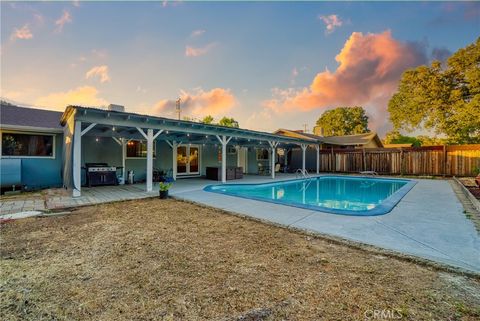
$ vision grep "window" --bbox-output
[1,132,54,157]
[126,140,156,158]
[256,148,269,160]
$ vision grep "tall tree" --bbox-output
[315,106,370,136]
[388,37,480,144]
[201,115,214,124]
[218,116,239,128]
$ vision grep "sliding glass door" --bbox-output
[177,144,200,175]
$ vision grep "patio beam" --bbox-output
[75,112,317,146]
[81,123,97,136]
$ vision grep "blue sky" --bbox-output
[1,1,479,135]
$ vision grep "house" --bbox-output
[383,143,413,148]
[0,103,64,190]
[1,103,318,196]
[273,129,383,172]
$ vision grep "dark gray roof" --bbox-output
[0,103,63,130]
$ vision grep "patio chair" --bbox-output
[275,163,281,172]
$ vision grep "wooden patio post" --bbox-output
[216,135,233,183]
[72,121,82,197]
[268,141,279,179]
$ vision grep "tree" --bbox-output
[388,37,480,144]
[201,115,214,124]
[218,116,239,128]
[384,130,422,147]
[315,106,370,136]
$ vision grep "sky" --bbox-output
[1,1,479,136]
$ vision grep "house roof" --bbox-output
[383,143,413,148]
[321,132,383,147]
[273,129,318,140]
[1,103,63,132]
[61,105,320,146]
[274,128,383,147]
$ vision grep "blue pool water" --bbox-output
[204,176,416,216]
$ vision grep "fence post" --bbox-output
[331,147,334,172]
[362,148,366,172]
[443,145,447,177]
[400,148,404,176]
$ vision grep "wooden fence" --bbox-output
[319,145,480,177]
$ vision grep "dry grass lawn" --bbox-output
[1,198,479,320]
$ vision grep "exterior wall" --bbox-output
[81,137,175,184]
[81,139,253,183]
[290,147,317,171]
[0,132,64,190]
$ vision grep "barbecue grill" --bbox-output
[85,163,118,187]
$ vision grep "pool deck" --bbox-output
[172,175,480,274]
[1,173,479,273]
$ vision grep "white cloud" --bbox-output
[190,29,206,37]
[10,24,33,40]
[85,65,111,83]
[55,10,72,33]
[318,14,343,34]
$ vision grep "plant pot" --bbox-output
[159,190,169,199]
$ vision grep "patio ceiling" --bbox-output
[61,106,320,148]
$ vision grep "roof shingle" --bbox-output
[0,103,63,130]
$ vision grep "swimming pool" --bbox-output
[204,176,416,216]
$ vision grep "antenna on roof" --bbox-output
[302,123,308,133]
[175,98,181,120]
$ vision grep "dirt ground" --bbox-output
[1,198,479,321]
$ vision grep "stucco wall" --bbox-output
[1,132,64,190]
[81,138,255,183]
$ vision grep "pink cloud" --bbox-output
[185,43,216,57]
[55,10,72,33]
[318,14,343,34]
[10,24,33,40]
[35,86,108,110]
[265,31,427,131]
[153,88,236,118]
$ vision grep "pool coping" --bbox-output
[203,175,417,216]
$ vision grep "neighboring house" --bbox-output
[273,129,383,171]
[1,103,315,195]
[383,143,413,148]
[0,103,64,190]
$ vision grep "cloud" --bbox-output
[153,88,236,118]
[35,86,108,110]
[85,65,111,83]
[318,14,343,34]
[264,30,428,131]
[55,10,72,33]
[10,24,33,40]
[185,43,216,57]
[190,29,206,37]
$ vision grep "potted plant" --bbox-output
[159,181,172,199]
